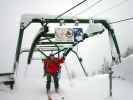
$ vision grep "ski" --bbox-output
[47,91,65,100]
[48,95,52,100]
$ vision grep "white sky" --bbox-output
[0,0,133,73]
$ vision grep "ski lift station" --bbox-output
[0,14,121,95]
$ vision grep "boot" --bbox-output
[48,95,52,100]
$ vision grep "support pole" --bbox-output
[71,50,88,76]
[13,23,25,73]
[109,67,113,97]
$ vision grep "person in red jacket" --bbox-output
[42,53,64,93]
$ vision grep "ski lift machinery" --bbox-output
[11,14,121,96]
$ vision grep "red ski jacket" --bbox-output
[42,57,64,73]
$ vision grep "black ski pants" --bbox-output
[46,72,59,91]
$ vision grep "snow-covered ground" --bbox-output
[0,55,133,100]
[113,55,133,82]
[0,74,133,100]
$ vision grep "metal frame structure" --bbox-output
[3,16,120,95]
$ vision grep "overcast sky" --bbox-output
[0,0,133,74]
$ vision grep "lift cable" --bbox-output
[73,0,104,17]
[92,0,128,18]
[55,0,88,19]
[109,17,133,24]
